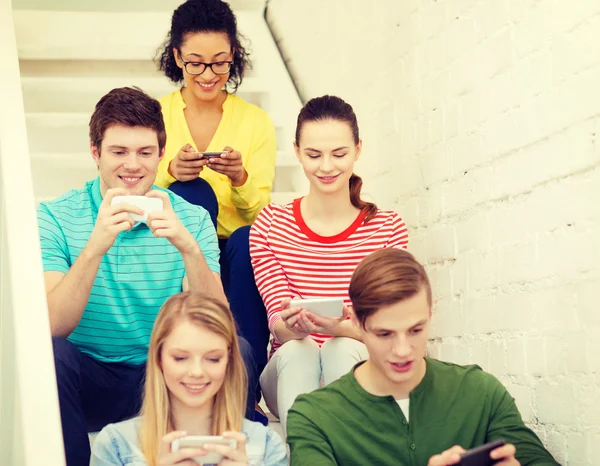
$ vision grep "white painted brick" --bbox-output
[545,431,568,466]
[432,300,463,338]
[407,227,427,265]
[498,243,537,285]
[448,132,482,176]
[469,340,490,371]
[452,255,468,294]
[393,196,419,230]
[445,14,476,65]
[455,211,490,253]
[544,336,567,377]
[506,339,527,375]
[488,339,507,376]
[565,335,589,374]
[417,1,448,43]
[468,251,499,291]
[553,64,600,133]
[513,0,560,58]
[505,383,534,423]
[473,0,511,43]
[475,28,515,81]
[567,432,589,466]
[550,16,600,85]
[427,340,441,359]
[495,291,536,332]
[421,143,450,187]
[532,287,579,334]
[426,225,456,263]
[577,280,600,327]
[465,295,497,335]
[444,100,461,141]
[488,201,536,248]
[452,342,473,366]
[536,383,576,425]
[435,265,453,300]
[438,341,456,363]
[525,337,546,377]
[578,384,600,427]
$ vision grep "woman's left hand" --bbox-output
[206,146,248,187]
[297,305,351,335]
[204,431,248,466]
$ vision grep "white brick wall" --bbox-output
[268,0,600,463]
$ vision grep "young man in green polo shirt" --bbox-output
[287,248,559,466]
[37,87,258,466]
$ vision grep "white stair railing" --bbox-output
[0,0,65,464]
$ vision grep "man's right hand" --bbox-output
[281,298,311,339]
[427,445,466,466]
[85,189,142,258]
[168,144,210,182]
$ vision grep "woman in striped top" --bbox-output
[249,96,409,432]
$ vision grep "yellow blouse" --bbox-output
[156,90,277,238]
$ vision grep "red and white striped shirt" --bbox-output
[249,198,409,355]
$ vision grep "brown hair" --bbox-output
[139,292,246,466]
[295,95,378,222]
[89,87,166,152]
[349,248,432,328]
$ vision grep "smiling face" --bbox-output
[91,124,163,196]
[160,319,229,413]
[174,31,233,102]
[354,287,431,396]
[294,119,362,195]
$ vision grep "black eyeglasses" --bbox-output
[178,52,233,76]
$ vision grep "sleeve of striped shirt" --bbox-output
[249,205,292,341]
[195,208,221,275]
[386,213,409,249]
[37,203,71,273]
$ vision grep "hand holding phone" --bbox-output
[111,195,163,223]
[458,439,506,466]
[289,297,344,318]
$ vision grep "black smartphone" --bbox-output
[458,439,506,466]
[198,151,226,158]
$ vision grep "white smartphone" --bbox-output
[171,436,237,465]
[290,297,344,318]
[111,195,163,223]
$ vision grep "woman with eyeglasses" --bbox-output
[155,0,275,417]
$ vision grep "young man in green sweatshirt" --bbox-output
[286,248,559,466]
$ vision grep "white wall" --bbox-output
[268,1,600,464]
[0,1,65,464]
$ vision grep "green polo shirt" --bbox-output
[37,177,220,365]
[287,358,559,466]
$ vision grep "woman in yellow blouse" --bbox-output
[155,0,274,418]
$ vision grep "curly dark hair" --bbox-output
[156,0,251,92]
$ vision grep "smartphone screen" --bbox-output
[198,151,225,158]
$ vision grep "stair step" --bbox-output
[20,75,268,113]
[13,0,266,13]
[14,10,267,62]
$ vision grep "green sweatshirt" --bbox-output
[287,358,559,466]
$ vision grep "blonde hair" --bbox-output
[139,292,247,466]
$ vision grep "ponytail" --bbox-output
[349,173,378,223]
